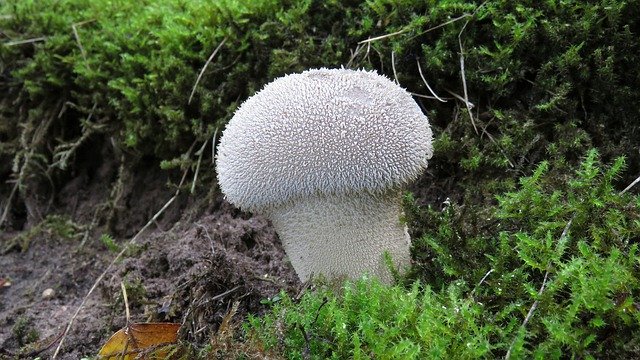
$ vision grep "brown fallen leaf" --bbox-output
[98,322,180,360]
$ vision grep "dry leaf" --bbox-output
[98,322,180,359]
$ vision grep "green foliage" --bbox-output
[99,233,119,252]
[2,215,84,253]
[247,279,492,359]
[247,151,640,358]
[11,316,39,348]
[2,0,639,188]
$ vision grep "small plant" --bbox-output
[12,316,39,348]
[99,233,119,253]
[2,215,84,253]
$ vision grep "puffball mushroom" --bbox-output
[216,68,433,283]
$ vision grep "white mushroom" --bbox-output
[216,68,433,283]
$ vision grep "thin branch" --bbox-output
[621,174,640,195]
[211,126,219,165]
[358,28,407,44]
[420,13,473,36]
[346,43,366,68]
[195,285,241,307]
[391,51,399,84]
[120,282,131,324]
[478,127,515,168]
[0,182,19,230]
[410,92,453,101]
[445,88,474,107]
[458,19,478,134]
[195,223,214,255]
[416,58,446,102]
[505,217,574,360]
[71,20,95,65]
[71,26,86,62]
[190,139,207,194]
[1,102,61,229]
[4,37,47,46]
[504,268,550,360]
[189,37,227,104]
[470,268,494,299]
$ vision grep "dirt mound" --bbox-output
[0,163,298,358]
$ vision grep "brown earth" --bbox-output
[0,152,300,359]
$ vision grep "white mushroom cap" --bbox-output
[216,68,433,214]
[216,68,433,283]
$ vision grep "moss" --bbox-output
[247,151,640,359]
[2,215,84,253]
[2,0,639,196]
[1,0,640,358]
[12,316,39,348]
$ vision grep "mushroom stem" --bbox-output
[266,190,410,284]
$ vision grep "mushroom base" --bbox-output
[267,190,411,284]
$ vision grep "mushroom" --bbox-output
[216,68,433,283]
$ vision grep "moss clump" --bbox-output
[2,0,639,201]
[12,316,39,348]
[246,150,640,359]
[2,214,84,253]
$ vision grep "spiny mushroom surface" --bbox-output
[216,68,433,283]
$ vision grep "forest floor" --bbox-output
[0,156,301,359]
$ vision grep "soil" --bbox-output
[0,152,300,359]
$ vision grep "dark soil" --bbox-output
[0,156,299,359]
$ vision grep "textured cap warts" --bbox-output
[216,68,433,212]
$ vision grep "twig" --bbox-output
[358,28,407,44]
[0,181,19,229]
[52,145,194,358]
[191,139,208,194]
[71,26,86,62]
[620,174,640,195]
[478,126,516,168]
[298,324,311,360]
[470,268,494,299]
[121,282,131,324]
[211,126,219,165]
[504,268,550,360]
[188,37,228,104]
[410,92,453,101]
[71,20,95,65]
[419,13,473,36]
[311,297,329,328]
[1,331,65,358]
[504,217,574,359]
[196,286,241,307]
[445,88,474,108]
[416,58,446,102]
[346,43,366,68]
[444,90,515,168]
[4,37,47,46]
[195,223,215,255]
[457,19,477,134]
[391,51,399,84]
